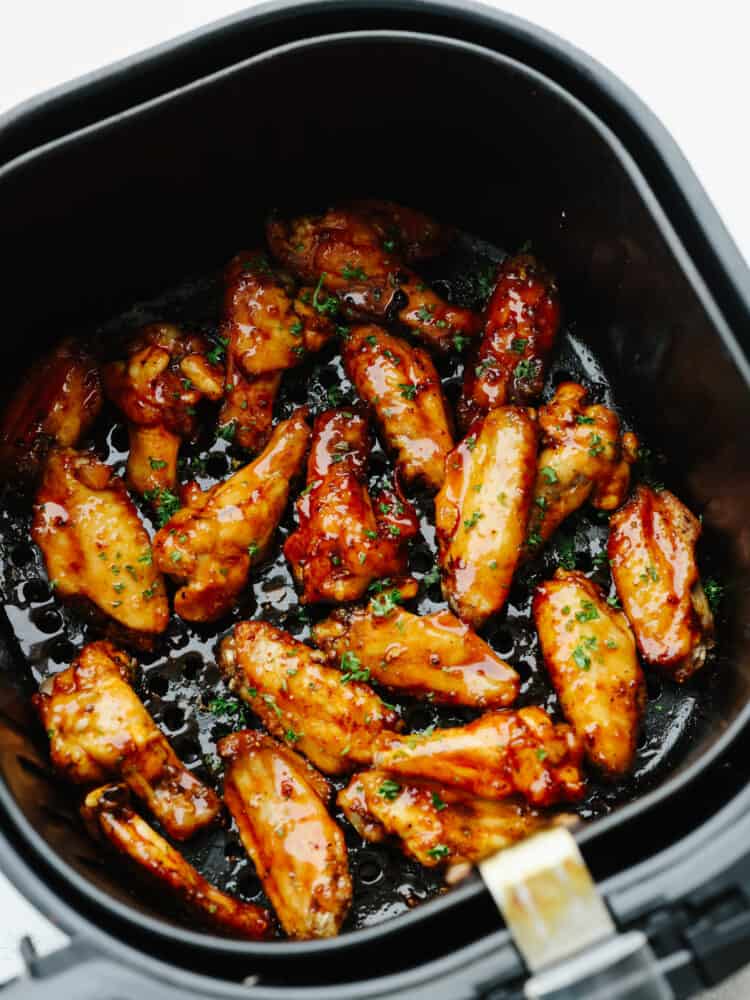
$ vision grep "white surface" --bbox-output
[0,0,748,994]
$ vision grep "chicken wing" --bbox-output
[34,641,220,839]
[218,252,336,452]
[32,448,169,636]
[342,325,454,490]
[313,584,520,708]
[153,409,310,622]
[458,253,560,429]
[526,382,638,556]
[283,408,418,604]
[341,200,455,264]
[338,771,559,867]
[82,784,271,939]
[219,730,352,939]
[102,324,224,500]
[533,569,645,776]
[372,707,585,807]
[218,621,399,775]
[267,207,480,352]
[0,338,102,483]
[435,406,538,628]
[608,486,714,681]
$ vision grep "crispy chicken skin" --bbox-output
[372,707,586,807]
[341,200,455,264]
[218,621,400,775]
[219,731,352,939]
[338,771,557,867]
[0,338,102,483]
[153,409,310,622]
[219,252,336,452]
[32,448,169,635]
[435,406,538,628]
[342,325,454,491]
[34,641,219,839]
[267,208,480,352]
[527,382,639,555]
[533,570,645,777]
[102,324,224,497]
[608,486,714,682]
[82,784,271,939]
[284,408,418,604]
[313,585,520,708]
[459,254,560,429]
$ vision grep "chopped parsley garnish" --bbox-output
[312,273,339,316]
[378,779,401,800]
[463,511,484,531]
[572,635,597,670]
[588,433,605,457]
[703,577,724,613]
[606,594,621,608]
[575,600,600,623]
[284,727,303,743]
[465,435,477,452]
[422,565,441,589]
[475,359,493,378]
[514,358,538,380]
[541,466,558,484]
[217,420,237,442]
[138,550,153,565]
[453,334,470,352]
[341,263,367,281]
[426,844,450,860]
[371,587,403,617]
[206,336,229,366]
[143,487,181,527]
[639,564,659,584]
[142,583,159,600]
[149,457,167,470]
[340,650,370,684]
[289,318,303,337]
[399,383,418,400]
[431,791,447,812]
[576,415,595,425]
[510,337,528,354]
[248,541,259,559]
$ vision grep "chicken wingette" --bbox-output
[526,382,638,555]
[372,708,586,807]
[284,408,418,604]
[267,207,480,352]
[34,641,220,839]
[219,731,352,939]
[342,325,454,491]
[82,784,271,939]
[153,409,310,622]
[313,579,519,708]
[533,570,645,777]
[608,485,714,682]
[435,406,538,628]
[218,621,400,775]
[0,338,102,483]
[459,253,560,429]
[102,324,224,501]
[32,448,169,636]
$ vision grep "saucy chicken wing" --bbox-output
[459,253,561,429]
[608,486,714,681]
[435,406,538,628]
[342,325,454,490]
[82,784,271,939]
[219,730,352,939]
[32,448,169,636]
[102,324,224,499]
[338,771,559,867]
[526,382,638,555]
[0,338,102,483]
[341,200,455,264]
[533,570,645,776]
[153,409,310,622]
[267,207,480,352]
[34,641,219,839]
[218,621,399,775]
[372,707,586,807]
[313,583,520,708]
[284,408,418,604]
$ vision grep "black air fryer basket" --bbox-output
[2,3,750,998]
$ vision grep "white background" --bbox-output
[0,1,747,996]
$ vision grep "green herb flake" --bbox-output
[378,779,401,800]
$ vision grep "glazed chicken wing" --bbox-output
[338,771,561,867]
[0,338,102,483]
[458,253,561,429]
[435,406,538,628]
[34,641,219,839]
[218,621,399,775]
[219,731,352,939]
[284,408,418,604]
[526,382,638,556]
[313,582,520,708]
[82,784,271,939]
[533,570,645,776]
[32,448,169,636]
[342,325,454,490]
[341,200,455,264]
[608,486,714,681]
[153,409,310,622]
[267,207,480,352]
[102,324,224,500]
[373,708,585,807]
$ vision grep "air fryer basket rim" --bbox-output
[0,12,748,984]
